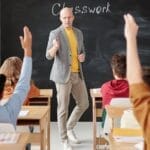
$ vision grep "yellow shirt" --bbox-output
[65,28,79,72]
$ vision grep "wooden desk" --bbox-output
[0,133,29,150]
[108,128,143,150]
[29,89,53,106]
[90,88,105,150]
[17,106,50,150]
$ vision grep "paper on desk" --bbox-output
[0,133,20,143]
[18,109,29,117]
[134,141,144,150]
[113,136,144,143]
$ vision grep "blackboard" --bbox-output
[1,0,150,121]
[0,0,1,63]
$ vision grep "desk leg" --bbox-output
[47,107,50,150]
[40,117,45,150]
[92,98,96,150]
[40,108,50,150]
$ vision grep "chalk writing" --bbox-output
[51,2,111,16]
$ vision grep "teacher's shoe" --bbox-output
[63,139,73,150]
[67,130,80,144]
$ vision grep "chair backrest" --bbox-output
[0,123,15,133]
[106,105,130,129]
[106,105,128,119]
[121,109,141,129]
[90,88,103,117]
[102,97,133,134]
[108,97,132,128]
[90,88,101,98]
[110,97,132,107]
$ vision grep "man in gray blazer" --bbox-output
[46,7,89,150]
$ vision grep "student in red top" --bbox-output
[100,53,129,128]
[101,53,129,107]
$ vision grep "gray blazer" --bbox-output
[46,25,85,84]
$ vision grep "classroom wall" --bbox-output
[1,0,150,121]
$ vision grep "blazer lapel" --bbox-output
[59,26,70,50]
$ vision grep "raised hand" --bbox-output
[19,26,32,57]
[53,38,60,50]
[124,14,139,40]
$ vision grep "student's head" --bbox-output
[59,7,74,28]
[0,56,22,88]
[111,53,126,79]
[0,74,6,99]
[142,66,150,86]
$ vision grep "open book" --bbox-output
[0,133,20,144]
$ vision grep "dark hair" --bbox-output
[111,53,126,78]
[0,74,6,98]
[142,66,150,86]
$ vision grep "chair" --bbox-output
[103,98,132,134]
[106,106,143,150]
[120,109,141,129]
[90,88,109,150]
[105,105,129,129]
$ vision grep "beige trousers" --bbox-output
[56,73,89,141]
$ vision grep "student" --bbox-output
[124,14,150,150]
[101,53,129,128]
[0,26,32,128]
[101,53,129,107]
[0,56,40,105]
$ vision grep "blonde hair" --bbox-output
[0,57,22,87]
